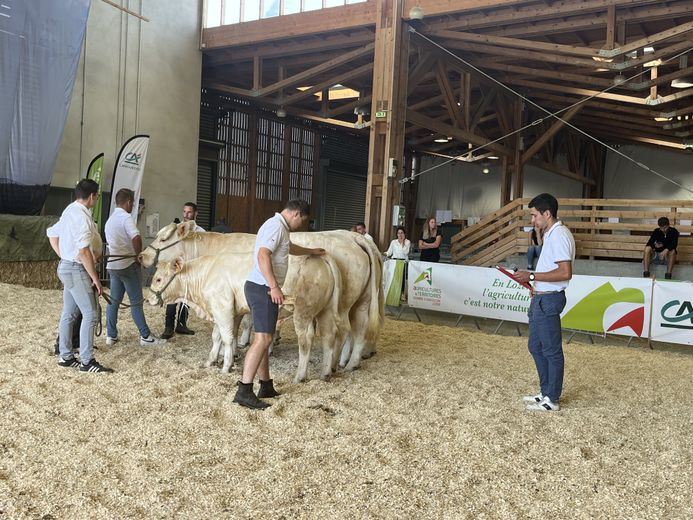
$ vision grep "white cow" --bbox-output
[147,252,343,382]
[148,253,254,373]
[140,224,384,371]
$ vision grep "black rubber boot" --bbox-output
[643,271,650,278]
[233,382,270,409]
[257,379,281,398]
[665,272,672,280]
[161,327,174,340]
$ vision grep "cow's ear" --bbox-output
[177,220,194,238]
[174,257,184,273]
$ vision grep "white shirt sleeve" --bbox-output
[258,223,282,254]
[385,240,395,257]
[553,232,574,263]
[124,215,140,240]
[404,239,411,256]
[46,220,61,238]
[74,218,93,250]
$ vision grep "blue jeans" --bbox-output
[57,261,99,364]
[527,245,542,269]
[528,291,566,402]
[106,263,150,338]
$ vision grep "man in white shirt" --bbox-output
[233,199,325,409]
[104,188,165,347]
[161,201,205,339]
[513,193,575,412]
[46,179,113,373]
[355,221,374,241]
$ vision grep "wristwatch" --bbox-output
[529,273,535,282]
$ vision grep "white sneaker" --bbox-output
[105,336,118,346]
[526,396,560,412]
[140,335,167,346]
[522,393,543,403]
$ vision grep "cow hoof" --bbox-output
[361,351,377,360]
[338,364,346,370]
[321,374,332,382]
[293,377,307,384]
[344,363,360,372]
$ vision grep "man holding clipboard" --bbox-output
[512,193,575,412]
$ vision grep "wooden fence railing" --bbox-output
[451,198,693,266]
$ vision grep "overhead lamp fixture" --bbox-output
[671,54,693,88]
[654,116,673,122]
[482,166,490,174]
[409,4,424,20]
[613,74,627,86]
[488,155,499,160]
[434,136,448,143]
[276,107,287,118]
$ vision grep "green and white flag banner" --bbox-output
[86,153,104,229]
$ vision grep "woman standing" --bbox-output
[527,224,544,270]
[385,226,411,260]
[419,216,442,263]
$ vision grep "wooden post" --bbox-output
[512,100,524,199]
[365,0,409,250]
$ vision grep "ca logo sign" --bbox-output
[660,300,693,330]
[124,152,141,165]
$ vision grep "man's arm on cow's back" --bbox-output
[289,243,325,256]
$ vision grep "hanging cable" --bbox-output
[403,27,693,196]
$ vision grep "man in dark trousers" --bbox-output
[513,193,575,412]
[233,199,324,409]
[643,216,678,280]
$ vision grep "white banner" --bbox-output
[651,280,693,345]
[407,262,656,339]
[109,135,150,224]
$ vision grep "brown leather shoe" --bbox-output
[175,325,195,335]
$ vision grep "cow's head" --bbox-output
[139,221,198,267]
[147,257,184,306]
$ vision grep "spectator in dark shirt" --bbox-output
[419,216,442,263]
[643,216,678,280]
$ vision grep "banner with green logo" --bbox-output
[109,135,150,225]
[651,280,693,345]
[86,153,104,229]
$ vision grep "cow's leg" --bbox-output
[333,312,351,371]
[339,335,353,368]
[222,314,244,373]
[317,314,338,381]
[238,314,252,348]
[345,304,370,371]
[293,315,315,383]
[217,317,235,374]
[206,324,222,368]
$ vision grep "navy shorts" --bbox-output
[244,281,279,334]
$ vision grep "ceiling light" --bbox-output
[488,155,499,160]
[434,136,448,143]
[482,167,490,174]
[409,5,424,20]
[643,46,655,53]
[654,116,672,122]
[613,74,627,86]
[276,107,287,118]
[671,54,693,88]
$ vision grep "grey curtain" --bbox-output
[0,0,91,215]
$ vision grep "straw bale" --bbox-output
[0,282,692,519]
[0,260,60,289]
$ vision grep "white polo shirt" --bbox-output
[105,207,140,270]
[534,221,575,293]
[46,201,97,263]
[247,213,290,287]
[386,239,411,260]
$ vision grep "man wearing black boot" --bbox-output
[161,202,204,339]
[233,199,324,409]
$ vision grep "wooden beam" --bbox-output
[255,43,374,97]
[506,78,649,105]
[598,19,693,59]
[406,109,512,157]
[282,63,373,105]
[435,61,466,129]
[606,5,616,50]
[530,159,596,186]
[521,105,583,165]
[470,89,497,131]
[427,29,599,58]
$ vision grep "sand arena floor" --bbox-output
[0,282,692,519]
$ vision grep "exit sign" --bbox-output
[375,111,387,119]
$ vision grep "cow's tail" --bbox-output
[322,253,343,332]
[352,234,384,343]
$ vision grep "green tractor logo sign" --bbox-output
[414,267,433,286]
[561,282,645,336]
